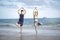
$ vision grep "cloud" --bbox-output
[0,1,17,8]
[0,1,26,8]
[0,0,60,18]
[50,0,60,10]
[40,0,60,10]
[0,0,60,10]
[0,4,17,8]
[0,0,17,2]
[38,8,60,18]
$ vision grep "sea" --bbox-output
[0,18,60,40]
[0,18,60,25]
[0,18,60,29]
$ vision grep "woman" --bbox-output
[33,7,38,27]
[16,7,26,32]
[33,7,41,27]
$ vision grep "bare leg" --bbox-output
[35,26,37,35]
[16,23,23,33]
[20,26,23,33]
[35,22,38,27]
[16,23,20,28]
[35,22,38,35]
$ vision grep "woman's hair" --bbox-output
[21,10,23,12]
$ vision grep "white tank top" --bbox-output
[33,9,38,21]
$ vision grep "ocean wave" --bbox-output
[0,23,60,28]
[0,23,16,27]
[0,23,33,28]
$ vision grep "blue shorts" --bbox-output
[18,21,23,26]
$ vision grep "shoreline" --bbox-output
[0,24,60,40]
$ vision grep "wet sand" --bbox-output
[0,25,60,40]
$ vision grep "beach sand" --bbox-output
[0,25,60,40]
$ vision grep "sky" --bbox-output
[0,0,60,19]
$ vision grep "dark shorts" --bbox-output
[18,21,23,26]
